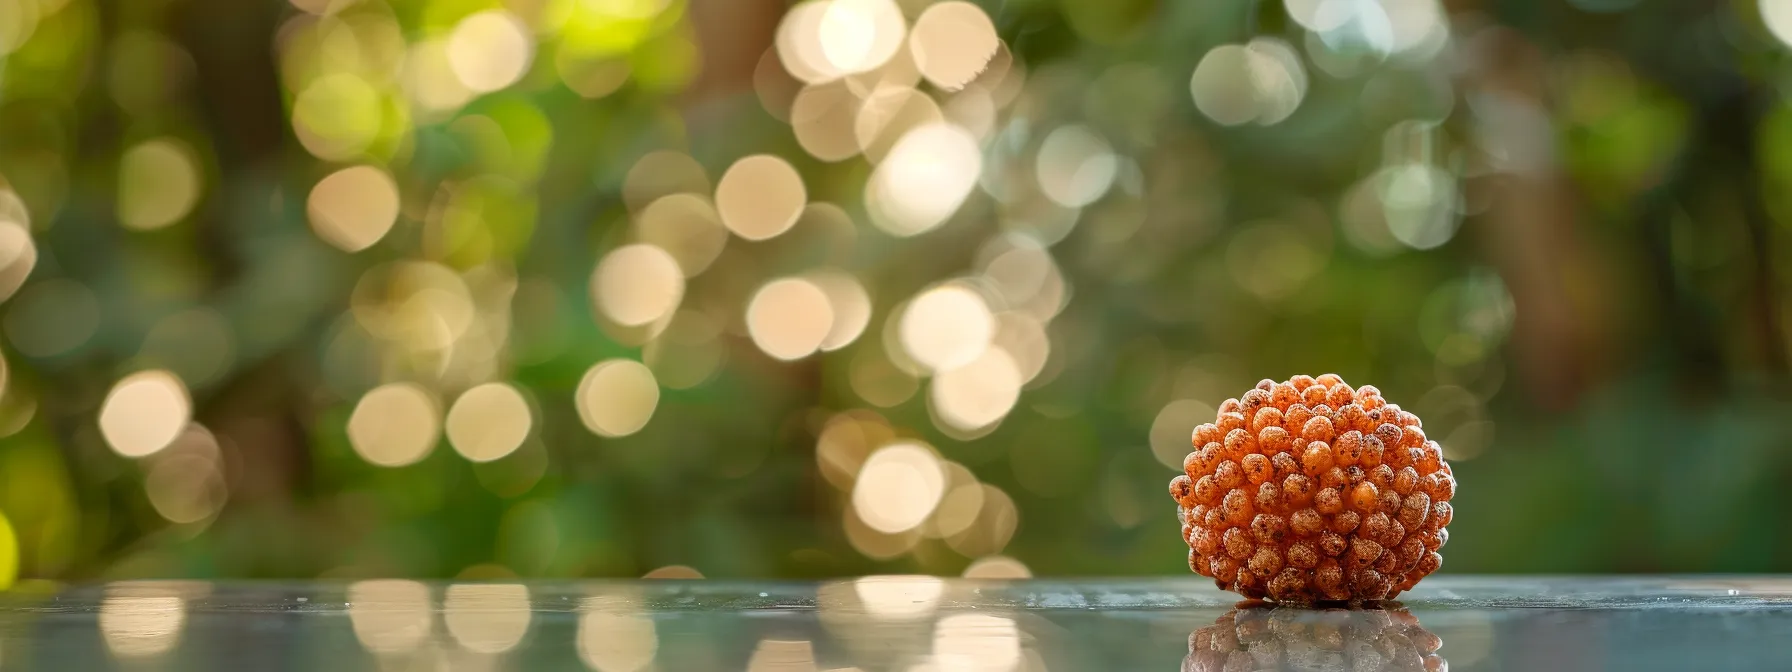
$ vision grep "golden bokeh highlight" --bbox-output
[144,425,228,524]
[1766,1,1792,48]
[347,382,441,467]
[854,86,943,163]
[854,575,943,619]
[929,347,1022,431]
[404,38,476,113]
[99,370,192,459]
[349,261,480,352]
[991,312,1050,385]
[962,555,1031,579]
[716,155,806,241]
[448,11,535,94]
[349,579,433,655]
[776,1,838,84]
[634,194,727,278]
[899,284,993,373]
[591,243,684,327]
[791,80,864,162]
[843,504,921,559]
[909,2,999,90]
[943,86,997,139]
[623,151,710,213]
[851,442,945,534]
[641,565,703,579]
[100,592,185,659]
[815,410,896,489]
[446,382,533,462]
[292,73,382,160]
[307,165,400,252]
[818,0,907,76]
[746,639,818,672]
[444,583,532,654]
[1035,124,1117,208]
[747,277,835,361]
[944,484,1018,558]
[578,596,658,672]
[117,138,201,231]
[1148,399,1215,469]
[0,219,36,303]
[866,123,982,236]
[926,465,985,539]
[1190,39,1307,127]
[576,359,660,438]
[810,270,872,351]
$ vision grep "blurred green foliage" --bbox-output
[0,0,1791,584]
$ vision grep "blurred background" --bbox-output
[0,0,1789,586]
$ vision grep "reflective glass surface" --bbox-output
[0,576,1787,670]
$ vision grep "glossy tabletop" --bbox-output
[0,576,1787,670]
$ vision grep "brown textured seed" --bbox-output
[1290,508,1323,536]
[1400,492,1431,529]
[1224,428,1255,461]
[1269,383,1299,409]
[1251,407,1283,435]
[1287,541,1319,568]
[1302,383,1328,406]
[1217,411,1246,435]
[1302,415,1336,442]
[1301,442,1333,476]
[1360,435,1385,468]
[1394,467,1420,496]
[1282,474,1315,507]
[1251,514,1289,544]
[1270,452,1301,482]
[1369,464,1396,491]
[1349,482,1379,512]
[1172,375,1453,602]
[1171,475,1195,504]
[1319,467,1347,490]
[1224,527,1254,559]
[1319,530,1348,556]
[1283,404,1313,435]
[1223,488,1254,526]
[1314,487,1343,514]
[1331,510,1361,534]
[1254,482,1282,513]
[1257,425,1292,454]
[1241,454,1272,484]
[1334,431,1363,466]
[1249,546,1284,577]
[1194,423,1222,447]
[1215,461,1243,490]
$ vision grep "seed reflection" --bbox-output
[1185,605,1447,672]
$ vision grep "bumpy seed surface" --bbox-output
[1172,374,1455,603]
